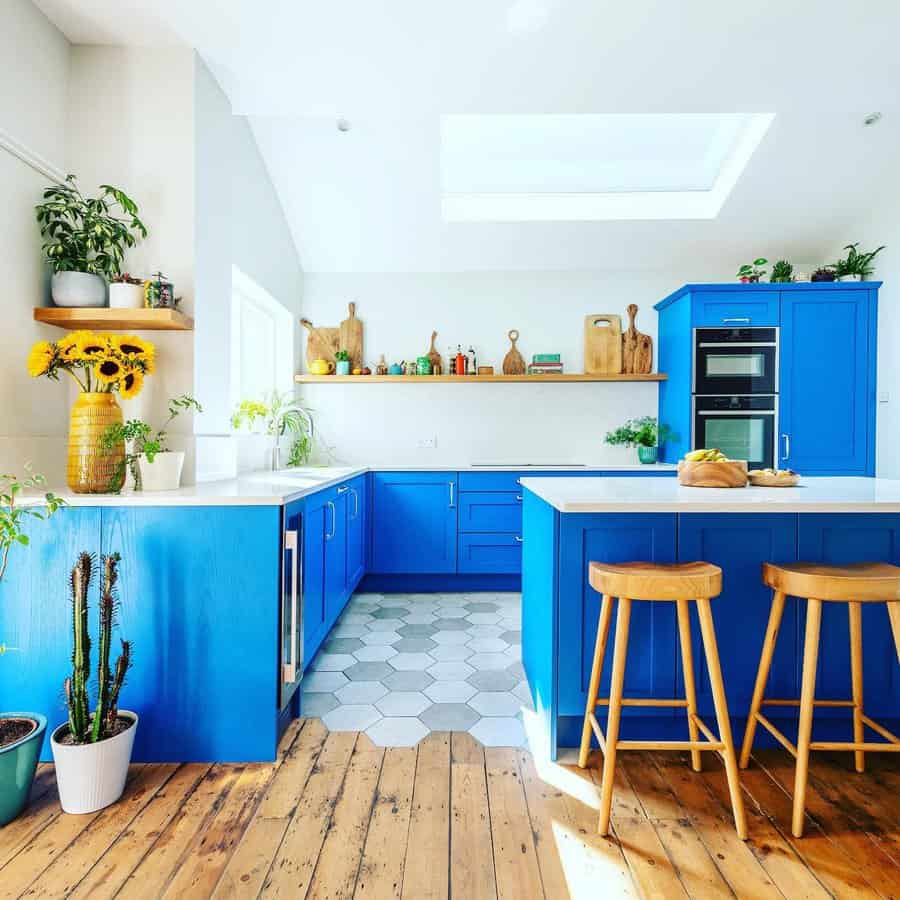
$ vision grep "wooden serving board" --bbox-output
[339,302,364,370]
[677,459,748,488]
[503,329,526,375]
[300,318,340,370]
[426,331,442,372]
[623,304,653,374]
[584,314,623,374]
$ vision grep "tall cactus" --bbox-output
[63,552,132,744]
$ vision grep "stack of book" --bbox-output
[528,353,563,375]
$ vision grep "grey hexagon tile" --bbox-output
[354,593,385,602]
[348,599,379,611]
[424,681,477,703]
[393,637,437,653]
[336,680,389,705]
[324,637,364,655]
[469,716,526,747]
[420,703,479,731]
[352,644,398,662]
[467,637,508,653]
[390,652,434,671]
[433,619,470,632]
[465,602,500,613]
[469,691,522,717]
[500,630,522,644]
[323,704,382,732]
[467,652,511,671]
[383,670,434,692]
[468,669,519,692]
[467,624,504,639]
[397,623,438,637]
[341,612,374,625]
[432,630,472,645]
[429,644,473,662]
[427,660,475,681]
[367,618,406,632]
[345,661,394,681]
[435,606,468,618]
[376,692,431,717]
[311,653,356,672]
[512,680,534,709]
[506,661,526,679]
[371,606,409,619]
[498,617,521,630]
[360,630,402,646]
[303,670,350,693]
[467,612,503,625]
[402,613,436,625]
[366,717,429,748]
[301,692,339,717]
[331,625,368,639]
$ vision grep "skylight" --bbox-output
[440,113,774,222]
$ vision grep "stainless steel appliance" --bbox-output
[694,327,778,395]
[280,508,303,712]
[693,395,777,470]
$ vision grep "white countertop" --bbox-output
[520,476,900,513]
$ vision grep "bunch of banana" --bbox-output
[684,448,731,463]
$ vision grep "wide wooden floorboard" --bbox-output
[3,725,898,900]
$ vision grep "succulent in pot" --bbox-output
[736,258,768,283]
[811,266,836,283]
[832,242,885,282]
[335,348,352,376]
[604,416,676,464]
[51,552,136,815]
[769,260,794,283]
[108,272,145,310]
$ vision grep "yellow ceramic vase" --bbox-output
[67,393,125,494]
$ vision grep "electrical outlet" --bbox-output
[417,436,437,449]
[879,391,890,403]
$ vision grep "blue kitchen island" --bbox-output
[521,476,900,760]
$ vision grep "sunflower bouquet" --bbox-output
[27,331,154,399]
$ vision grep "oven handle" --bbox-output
[697,342,777,348]
[782,433,791,460]
[282,529,299,685]
[697,410,775,416]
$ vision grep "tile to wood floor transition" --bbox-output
[3,721,899,899]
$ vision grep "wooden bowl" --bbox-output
[748,471,801,487]
[677,459,748,488]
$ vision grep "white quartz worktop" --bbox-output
[520,476,900,513]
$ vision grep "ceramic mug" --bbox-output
[309,359,335,375]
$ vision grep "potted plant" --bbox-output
[231,391,316,470]
[833,242,885,282]
[27,331,155,493]
[51,552,135,815]
[335,349,351,376]
[736,258,768,283]
[36,175,147,308]
[811,266,836,283]
[0,468,65,826]
[605,417,675,464]
[108,273,145,309]
[770,260,794,283]
[100,394,201,492]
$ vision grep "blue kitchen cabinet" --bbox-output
[692,290,780,327]
[780,289,876,475]
[303,490,330,663]
[345,475,367,588]
[458,533,522,574]
[459,492,522,533]
[371,472,458,573]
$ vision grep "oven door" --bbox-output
[693,406,776,470]
[694,343,777,395]
[280,507,303,712]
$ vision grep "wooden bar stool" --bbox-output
[740,562,900,838]
[578,561,747,840]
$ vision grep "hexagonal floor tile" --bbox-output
[465,602,500,613]
[360,630,402,646]
[467,669,518,692]
[331,625,368,639]
[367,618,406,632]
[345,661,394,682]
[469,716,526,747]
[513,680,534,709]
[397,624,438,637]
[467,612,503,625]
[311,653,356,672]
[429,644,473,662]
[506,661,526,679]
[383,670,434,692]
[300,692,339,717]
[375,691,431,716]
[469,624,504,639]
[469,691,523,717]
[352,644,398,662]
[432,630,472,645]
[371,606,409,619]
[467,637,508,653]
[366,717,429,747]
[435,606,468,618]
[402,613,437,625]
[336,680,389,705]
[393,637,437,653]
[427,660,475,680]
[303,670,350,693]
[467,652,512,671]
[432,619,470,632]
[341,612,374,625]
[500,630,522,644]
[424,680,477,703]
[323,704,382,732]
[389,652,434,671]
[419,702,480,731]
[323,637,365,655]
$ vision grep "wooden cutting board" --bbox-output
[503,329,526,375]
[677,459,748,488]
[584,314,623,374]
[300,318,340,370]
[623,304,653,374]
[339,302,364,370]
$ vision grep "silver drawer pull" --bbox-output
[722,317,751,324]
[337,485,349,494]
[515,494,523,502]
[514,536,523,543]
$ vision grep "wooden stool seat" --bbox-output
[590,560,722,601]
[579,560,747,840]
[742,561,900,838]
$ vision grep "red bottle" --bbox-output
[455,346,466,375]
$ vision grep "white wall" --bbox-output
[298,269,720,466]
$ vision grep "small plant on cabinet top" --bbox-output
[63,552,132,744]
[736,258,768,282]
[833,242,885,280]
[605,417,674,449]
[770,260,794,283]
[811,266,836,282]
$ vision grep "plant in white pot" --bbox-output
[100,394,201,492]
[108,272,145,309]
[833,242,885,282]
[36,175,147,308]
[51,552,135,815]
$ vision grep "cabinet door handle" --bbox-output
[282,529,298,684]
[448,481,456,508]
[514,536,523,543]
[515,494,523,502]
[337,485,349,494]
[722,316,751,324]
[515,477,522,485]
[350,487,359,519]
[781,433,791,460]
[326,500,336,539]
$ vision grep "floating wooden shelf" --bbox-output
[295,373,666,384]
[34,307,194,331]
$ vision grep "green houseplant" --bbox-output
[737,258,768,283]
[36,175,147,308]
[231,390,315,470]
[833,242,885,282]
[605,417,674,464]
[0,468,65,825]
[335,349,352,376]
[770,260,794,283]
[50,552,136,814]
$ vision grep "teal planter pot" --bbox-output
[637,446,659,464]
[0,712,46,825]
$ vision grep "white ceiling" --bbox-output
[35,0,900,272]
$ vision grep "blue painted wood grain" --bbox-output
[692,291,780,327]
[457,533,522,574]
[458,492,522,533]
[656,293,692,463]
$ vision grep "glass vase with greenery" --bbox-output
[231,391,315,470]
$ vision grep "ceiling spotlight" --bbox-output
[336,118,351,132]
[863,112,882,126]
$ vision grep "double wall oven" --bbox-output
[692,327,778,470]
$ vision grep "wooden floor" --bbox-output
[3,720,899,899]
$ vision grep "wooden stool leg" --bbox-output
[793,598,822,838]
[848,601,865,774]
[676,598,702,772]
[887,601,900,665]
[696,598,748,840]
[596,597,631,837]
[740,590,786,768]
[579,594,613,768]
